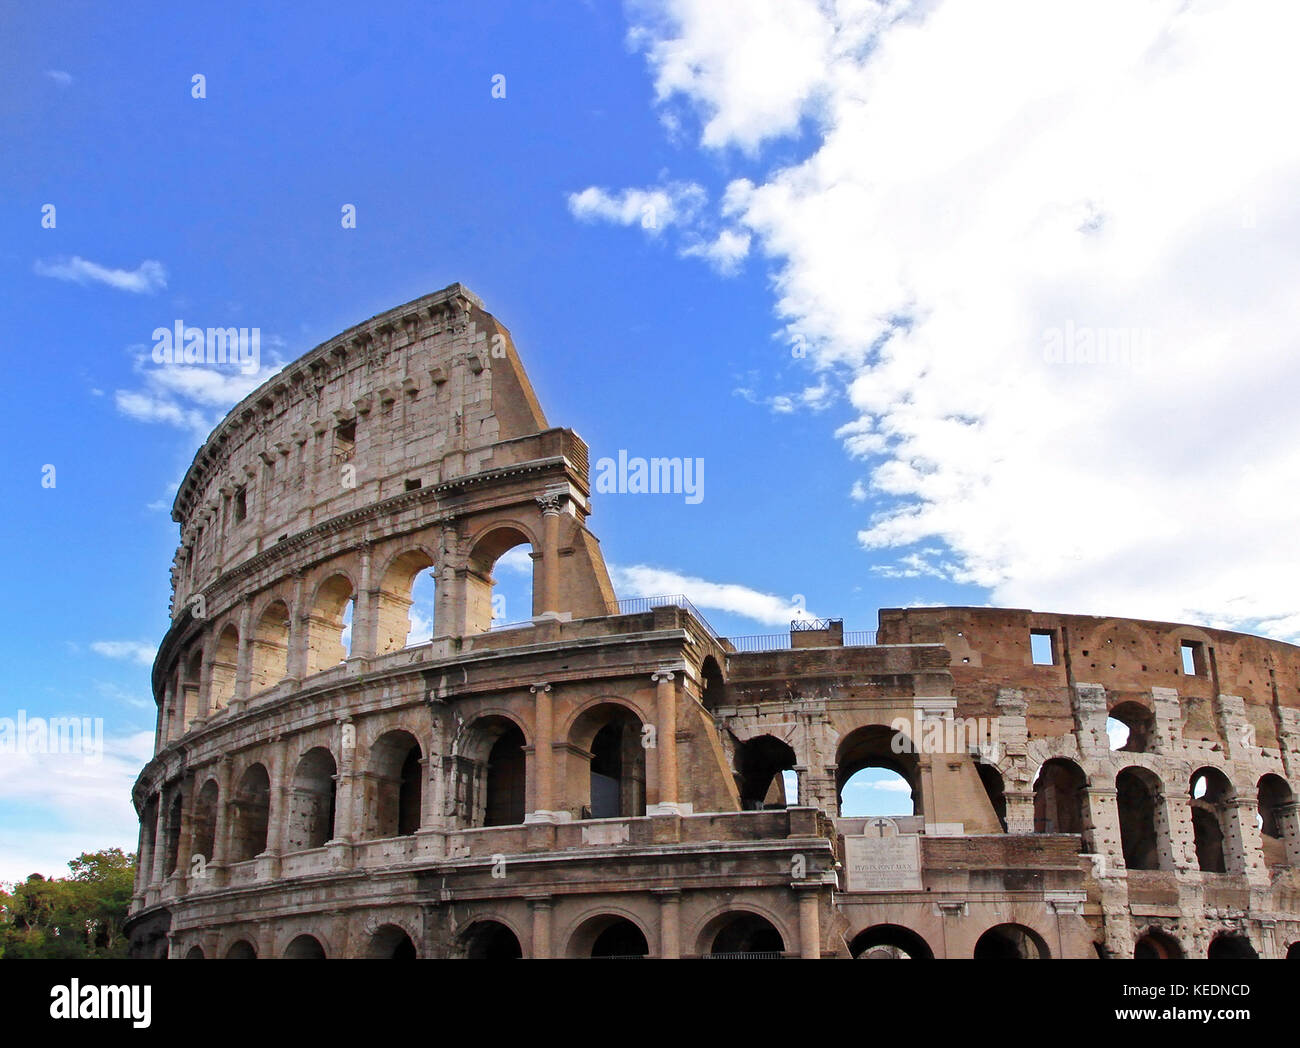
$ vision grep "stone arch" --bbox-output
[191,777,219,865]
[1257,773,1299,869]
[364,729,423,839]
[734,734,796,810]
[695,909,787,958]
[286,746,337,851]
[1190,766,1240,874]
[1286,940,1300,959]
[1034,757,1087,834]
[464,523,537,633]
[460,919,524,959]
[977,761,1008,831]
[1116,765,1170,871]
[229,762,271,862]
[366,923,418,959]
[182,648,203,729]
[1207,932,1258,959]
[973,923,1050,959]
[250,598,291,692]
[210,624,239,712]
[224,939,257,959]
[849,923,935,960]
[835,724,920,818]
[1134,927,1184,959]
[306,571,356,675]
[700,655,725,711]
[567,701,646,819]
[283,934,327,959]
[565,911,651,958]
[1108,699,1154,753]
[450,713,529,827]
[184,945,204,959]
[375,546,438,653]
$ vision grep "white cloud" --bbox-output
[627,0,1300,641]
[567,182,706,235]
[681,228,751,274]
[0,731,153,884]
[89,640,156,666]
[45,69,73,87]
[34,256,166,293]
[114,350,284,436]
[611,563,815,626]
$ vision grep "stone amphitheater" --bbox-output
[126,284,1300,959]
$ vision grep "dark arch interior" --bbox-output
[484,724,526,827]
[230,764,271,862]
[850,924,934,960]
[463,920,523,959]
[735,735,796,810]
[709,913,785,957]
[1033,758,1086,835]
[283,934,326,959]
[974,924,1047,960]
[369,924,417,959]
[590,918,648,958]
[701,656,725,711]
[225,940,256,960]
[976,762,1007,832]
[1116,768,1162,871]
[1134,930,1183,959]
[1207,934,1258,960]
[1108,701,1155,753]
[585,708,645,819]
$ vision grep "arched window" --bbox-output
[375,549,437,652]
[283,934,326,959]
[850,924,934,960]
[163,793,183,876]
[1033,758,1086,835]
[1190,767,1240,874]
[365,730,423,839]
[461,920,523,959]
[210,625,238,712]
[700,656,725,711]
[1116,766,1168,871]
[568,915,649,958]
[465,527,535,633]
[229,763,271,862]
[734,735,796,810]
[287,747,337,851]
[367,924,418,959]
[836,725,920,818]
[704,913,785,958]
[1258,773,1298,869]
[191,779,218,866]
[306,574,354,675]
[1107,701,1154,752]
[570,704,646,819]
[1134,928,1183,959]
[251,600,291,692]
[225,940,257,959]
[1207,933,1257,959]
[974,923,1049,959]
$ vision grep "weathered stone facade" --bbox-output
[126,285,1300,959]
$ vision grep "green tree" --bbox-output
[0,849,136,959]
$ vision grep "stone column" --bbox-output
[656,889,682,958]
[351,541,374,660]
[1073,683,1110,757]
[1229,796,1269,885]
[796,886,821,959]
[530,898,553,959]
[1150,687,1183,753]
[207,758,232,887]
[1274,801,1300,866]
[286,572,307,681]
[534,492,565,616]
[261,736,288,878]
[525,683,559,821]
[149,788,170,888]
[333,719,357,842]
[172,778,195,893]
[1164,790,1198,873]
[647,669,686,816]
[234,598,253,701]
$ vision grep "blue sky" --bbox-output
[3,0,1299,878]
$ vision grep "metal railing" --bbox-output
[605,594,720,641]
[725,633,792,653]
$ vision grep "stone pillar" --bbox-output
[197,647,216,720]
[1164,790,1198,873]
[149,789,170,887]
[286,572,307,681]
[234,598,253,700]
[132,814,152,902]
[1216,694,1254,761]
[333,719,357,842]
[352,541,374,660]
[1150,687,1183,753]
[1083,785,1123,873]
[534,492,564,616]
[530,898,553,959]
[1274,801,1300,866]
[209,757,232,887]
[525,683,559,821]
[996,689,1033,833]
[1229,796,1269,885]
[1073,683,1110,757]
[656,889,682,958]
[796,886,821,959]
[172,778,195,893]
[264,736,289,873]
[647,669,685,815]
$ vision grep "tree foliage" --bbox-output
[0,849,135,958]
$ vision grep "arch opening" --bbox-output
[462,920,523,959]
[1034,758,1086,836]
[466,528,535,633]
[368,923,418,959]
[224,940,256,960]
[229,763,271,863]
[307,574,354,675]
[734,735,796,811]
[210,625,239,712]
[706,913,785,958]
[251,600,291,692]
[1258,773,1297,870]
[365,730,423,839]
[376,549,438,653]
[287,747,337,851]
[973,923,1049,959]
[1107,701,1154,753]
[1116,766,1167,871]
[1207,933,1258,960]
[850,924,935,960]
[283,934,326,959]
[191,779,218,866]
[570,704,646,820]
[568,915,649,959]
[1134,928,1183,959]
[700,656,725,712]
[1190,767,1238,874]
[836,725,920,818]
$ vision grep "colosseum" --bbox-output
[126,283,1300,960]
